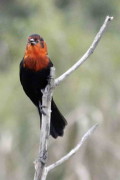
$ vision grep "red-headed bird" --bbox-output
[20,34,67,138]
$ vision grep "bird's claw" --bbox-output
[40,106,46,116]
[39,102,47,115]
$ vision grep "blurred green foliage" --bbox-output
[0,0,120,180]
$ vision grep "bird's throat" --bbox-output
[23,44,49,71]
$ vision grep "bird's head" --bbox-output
[25,34,48,58]
[23,34,49,71]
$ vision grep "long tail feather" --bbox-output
[50,100,67,138]
[38,99,67,138]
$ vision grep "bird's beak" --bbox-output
[29,39,36,45]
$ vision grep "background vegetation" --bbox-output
[0,0,120,179]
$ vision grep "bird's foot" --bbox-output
[39,102,47,115]
[40,106,47,116]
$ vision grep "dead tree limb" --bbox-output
[33,16,113,180]
[34,67,55,180]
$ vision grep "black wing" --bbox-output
[19,59,53,106]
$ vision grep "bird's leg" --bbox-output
[39,101,47,116]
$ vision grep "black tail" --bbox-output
[38,100,67,138]
[50,100,67,138]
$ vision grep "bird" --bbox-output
[19,34,67,138]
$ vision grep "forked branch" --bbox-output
[33,16,113,180]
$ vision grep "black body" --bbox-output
[20,60,67,138]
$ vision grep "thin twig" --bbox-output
[46,124,98,172]
[55,16,113,86]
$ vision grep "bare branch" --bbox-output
[33,15,113,180]
[34,67,55,180]
[55,16,113,86]
[46,124,98,172]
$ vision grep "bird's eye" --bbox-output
[35,39,39,43]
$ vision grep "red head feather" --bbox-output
[23,34,49,71]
